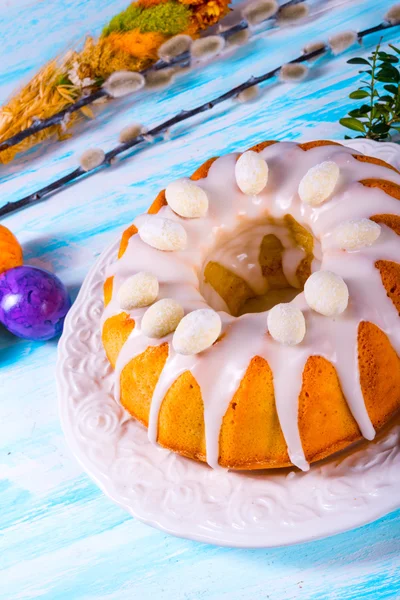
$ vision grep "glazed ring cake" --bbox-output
[102,140,400,471]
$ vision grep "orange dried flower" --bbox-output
[107,30,166,60]
[179,0,205,5]
[192,0,230,29]
[138,0,168,7]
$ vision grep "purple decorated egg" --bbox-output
[0,266,71,341]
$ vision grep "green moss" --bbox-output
[102,1,190,37]
[135,2,190,35]
[103,5,143,36]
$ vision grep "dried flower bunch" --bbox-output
[3,3,399,220]
[0,0,230,163]
[0,1,399,170]
[0,0,316,163]
[340,42,400,141]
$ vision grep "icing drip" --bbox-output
[103,143,400,470]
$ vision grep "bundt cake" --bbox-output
[102,140,400,471]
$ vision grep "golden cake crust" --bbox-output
[102,140,400,470]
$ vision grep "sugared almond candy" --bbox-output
[267,304,306,346]
[141,298,184,338]
[235,150,269,195]
[139,216,187,251]
[304,271,348,316]
[173,308,221,355]
[117,272,159,310]
[298,161,340,206]
[166,178,209,218]
[333,218,381,251]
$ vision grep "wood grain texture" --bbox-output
[0,0,400,598]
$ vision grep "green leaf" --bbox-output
[384,84,398,94]
[349,90,369,99]
[379,95,394,103]
[378,64,395,71]
[376,74,398,83]
[371,105,389,119]
[381,63,400,76]
[378,54,399,64]
[376,105,390,116]
[371,122,390,134]
[347,57,371,65]
[378,50,399,58]
[348,106,370,118]
[339,117,366,133]
[359,104,371,114]
[341,42,400,143]
[389,44,400,56]
[376,66,400,82]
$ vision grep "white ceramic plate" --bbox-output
[57,140,400,548]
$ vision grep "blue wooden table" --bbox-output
[1,1,400,598]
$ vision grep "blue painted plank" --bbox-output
[1,0,400,598]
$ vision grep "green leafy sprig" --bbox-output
[340,42,400,141]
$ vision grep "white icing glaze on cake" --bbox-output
[102,142,400,471]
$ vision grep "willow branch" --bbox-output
[0,19,397,218]
[0,0,302,155]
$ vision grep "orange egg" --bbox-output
[0,225,23,274]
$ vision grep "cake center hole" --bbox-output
[200,217,315,316]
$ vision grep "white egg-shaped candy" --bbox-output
[173,308,221,355]
[141,298,184,338]
[166,178,209,218]
[267,303,306,346]
[299,161,339,206]
[139,216,187,251]
[333,218,381,251]
[235,150,269,195]
[117,272,159,310]
[304,271,348,316]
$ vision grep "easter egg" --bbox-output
[0,224,23,274]
[0,266,71,341]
